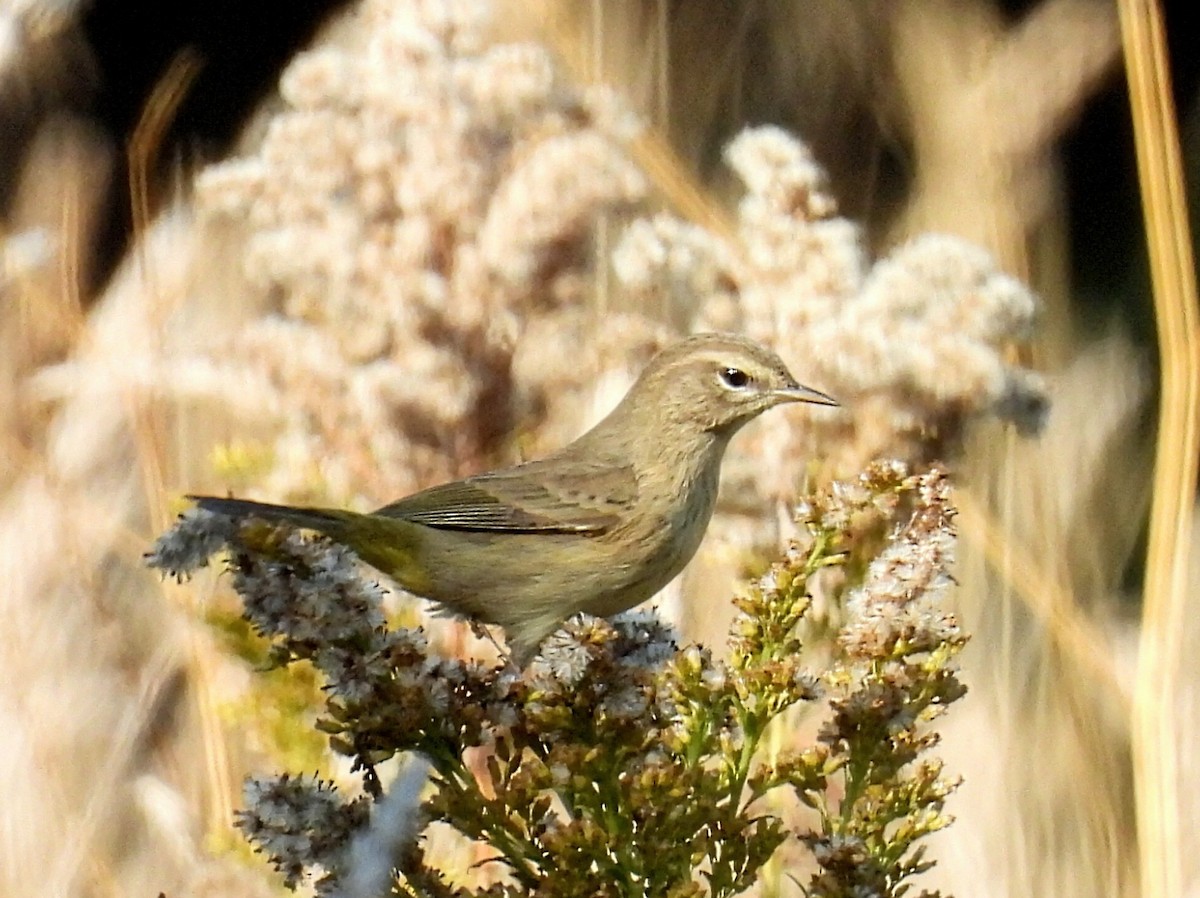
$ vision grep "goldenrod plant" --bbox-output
[149,462,966,896]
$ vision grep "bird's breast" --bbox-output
[601,453,722,590]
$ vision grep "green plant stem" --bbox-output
[685,710,713,768]
[727,713,762,824]
[839,755,871,830]
[441,761,542,888]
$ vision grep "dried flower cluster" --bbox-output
[616,126,1047,488]
[801,465,966,897]
[237,774,371,891]
[147,462,966,896]
[192,0,664,505]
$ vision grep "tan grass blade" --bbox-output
[956,492,1128,706]
[124,51,239,848]
[1116,1,1200,896]
[127,47,202,329]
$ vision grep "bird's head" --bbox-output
[625,333,838,438]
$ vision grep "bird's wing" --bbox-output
[373,458,637,533]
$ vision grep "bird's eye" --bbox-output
[719,367,751,389]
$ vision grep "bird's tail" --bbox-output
[189,495,353,538]
[190,494,424,593]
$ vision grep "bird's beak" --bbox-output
[773,383,839,407]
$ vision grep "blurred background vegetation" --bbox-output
[2,0,1197,895]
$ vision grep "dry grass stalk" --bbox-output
[128,48,204,294]
[955,491,1126,705]
[1117,1,1200,896]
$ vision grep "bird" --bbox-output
[191,332,837,665]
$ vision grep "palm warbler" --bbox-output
[192,333,836,664]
